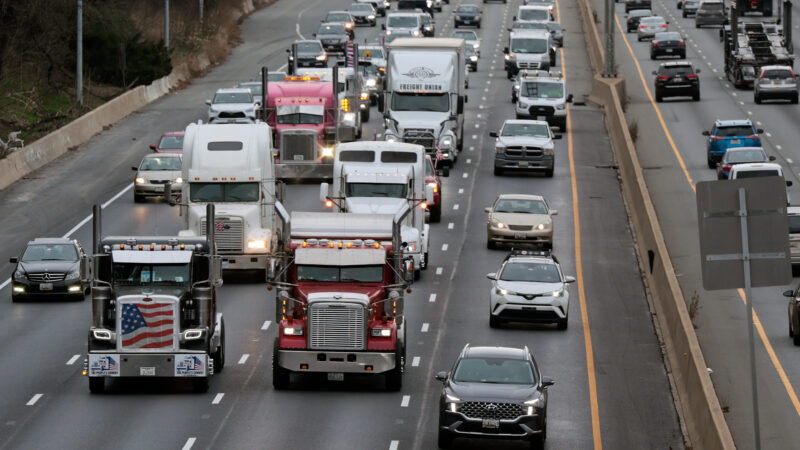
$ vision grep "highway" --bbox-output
[600,0,800,446]
[0,0,682,448]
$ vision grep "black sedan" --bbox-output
[436,344,554,449]
[626,9,652,32]
[653,61,700,102]
[625,0,652,12]
[10,237,87,302]
[455,4,482,28]
[314,23,349,54]
[650,31,686,59]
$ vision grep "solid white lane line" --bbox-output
[212,393,225,405]
[441,244,449,251]
[389,441,399,450]
[412,356,421,367]
[436,267,443,275]
[429,293,437,302]
[447,222,454,229]
[66,354,81,365]
[421,323,429,332]
[238,354,250,364]
[182,438,197,450]
[261,320,271,330]
[0,279,9,291]
[26,394,43,406]
[401,395,410,407]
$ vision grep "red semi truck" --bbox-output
[268,207,412,391]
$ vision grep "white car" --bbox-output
[452,30,481,56]
[206,88,259,124]
[487,250,574,329]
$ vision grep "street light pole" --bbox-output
[165,0,170,49]
[77,0,83,105]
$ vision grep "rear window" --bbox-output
[734,169,779,178]
[656,32,681,41]
[789,215,800,234]
[660,66,693,76]
[381,151,417,163]
[715,125,755,137]
[641,17,665,24]
[726,149,766,163]
[762,69,794,80]
[700,2,723,9]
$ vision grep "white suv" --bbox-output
[206,88,259,124]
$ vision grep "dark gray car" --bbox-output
[287,40,327,71]
[10,238,87,302]
[315,23,350,54]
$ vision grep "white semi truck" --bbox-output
[177,122,288,277]
[320,141,432,280]
[380,38,467,167]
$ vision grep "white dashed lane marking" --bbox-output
[261,320,271,330]
[441,244,449,251]
[238,354,250,364]
[182,438,197,450]
[401,395,410,407]
[66,354,80,365]
[448,222,454,229]
[421,323,430,332]
[26,394,43,406]
[212,393,225,405]
[430,293,437,302]
[412,356,421,367]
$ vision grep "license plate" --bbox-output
[482,418,500,429]
[293,154,304,161]
[519,161,529,168]
[514,232,526,239]
[730,139,741,144]
[39,283,53,291]
[154,186,164,192]
[140,367,156,376]
[222,261,229,269]
[666,49,673,53]
[674,77,683,82]
[327,372,344,381]
[537,115,546,121]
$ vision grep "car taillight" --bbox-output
[652,42,659,47]
[678,41,685,46]
[660,24,668,27]
[657,75,669,80]
[744,134,758,139]
[686,74,698,79]
[710,136,724,141]
[639,25,646,28]
[722,165,731,172]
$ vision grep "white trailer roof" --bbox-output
[291,212,395,238]
[389,37,466,49]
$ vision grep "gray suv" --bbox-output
[514,74,573,131]
[754,65,799,104]
[490,119,561,177]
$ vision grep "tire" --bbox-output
[650,52,655,60]
[693,91,700,101]
[707,156,715,169]
[494,167,502,176]
[423,252,429,270]
[371,21,376,27]
[545,168,554,178]
[754,94,761,104]
[511,94,517,103]
[134,194,144,203]
[430,202,442,223]
[794,327,800,346]
[487,238,497,250]
[89,377,105,394]
[212,320,225,373]
[385,346,403,391]
[437,427,454,449]
[656,91,663,102]
[556,316,568,330]
[272,338,291,390]
[489,315,502,328]
[637,36,642,42]
[682,10,687,17]
[193,377,209,393]
[361,107,370,123]
[530,434,545,450]
[793,94,800,104]
[478,23,481,29]
[11,294,23,303]
[557,119,567,132]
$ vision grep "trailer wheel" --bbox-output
[212,319,225,373]
[88,377,105,394]
[272,338,291,390]
[385,346,404,391]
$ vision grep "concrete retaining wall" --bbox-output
[576,0,735,448]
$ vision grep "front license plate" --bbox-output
[482,419,500,429]
[140,367,156,376]
[293,154,304,161]
[730,139,741,144]
[537,115,546,121]
[39,283,53,291]
[514,232,526,239]
[327,372,344,381]
[153,186,164,192]
[519,161,529,168]
[222,261,229,269]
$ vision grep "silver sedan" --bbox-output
[637,16,668,41]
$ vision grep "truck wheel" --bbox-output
[793,93,799,104]
[273,338,290,389]
[494,167,502,176]
[193,377,209,393]
[754,94,762,104]
[89,377,105,394]
[545,168,554,178]
[361,107,370,123]
[430,202,442,223]
[707,156,715,169]
[437,427,454,448]
[212,320,225,373]
[385,347,403,391]
[423,252,429,270]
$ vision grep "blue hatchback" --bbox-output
[703,120,763,168]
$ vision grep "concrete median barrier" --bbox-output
[577,0,735,448]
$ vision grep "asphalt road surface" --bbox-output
[0,0,682,449]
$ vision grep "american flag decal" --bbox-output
[121,302,174,349]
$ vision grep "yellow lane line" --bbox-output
[559,0,602,447]
[613,14,800,417]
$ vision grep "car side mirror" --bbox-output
[484,207,492,213]
[285,49,290,53]
[149,144,157,151]
[769,156,777,161]
[541,376,555,387]
[489,131,499,138]
[435,371,448,382]
[784,290,795,297]
[132,166,138,171]
[550,210,558,216]
[381,24,386,30]
[513,15,517,20]
[565,276,576,283]
[702,130,710,136]
[437,167,450,177]
[566,94,573,103]
[312,33,316,37]
[787,180,793,187]
[651,70,658,75]
[9,257,18,264]
[695,68,701,73]
[507,27,512,31]
[205,100,212,105]
[757,128,765,134]
[486,272,496,280]
[553,134,563,140]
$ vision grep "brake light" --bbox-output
[686,74,698,79]
[639,25,646,29]
[657,75,669,80]
[722,166,731,172]
[660,24,668,28]
[744,134,758,139]
[678,41,685,46]
[652,42,659,47]
[710,136,724,141]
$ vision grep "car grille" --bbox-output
[402,128,436,150]
[27,272,67,282]
[281,133,317,162]
[504,147,544,157]
[309,302,366,350]
[461,402,525,420]
[517,61,542,69]
[218,111,246,119]
[529,105,555,116]
[200,216,244,254]
[508,225,532,231]
[118,298,178,351]
[149,179,170,185]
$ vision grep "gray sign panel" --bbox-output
[697,177,791,290]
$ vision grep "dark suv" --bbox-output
[436,344,554,449]
[10,238,87,302]
[625,0,652,12]
[652,61,700,102]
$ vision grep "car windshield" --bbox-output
[326,13,351,22]
[519,9,550,21]
[763,69,794,79]
[458,5,479,13]
[158,135,183,150]
[789,215,800,234]
[425,160,434,176]
[213,92,252,104]
[296,265,383,282]
[359,48,384,59]
[22,244,78,262]
[511,38,548,53]
[715,125,755,137]
[140,156,181,171]
[113,263,190,285]
[494,198,548,214]
[641,17,665,25]
[391,92,449,112]
[655,32,681,41]
[465,45,477,56]
[735,169,780,178]
[189,182,260,202]
[238,83,262,96]
[351,4,373,12]
[452,31,478,40]
[388,16,418,27]
[296,42,323,53]
[452,357,535,384]
[521,81,563,98]
[318,24,345,35]
[502,123,550,137]
[346,182,407,198]
[500,261,561,282]
[725,149,766,163]
[514,22,548,30]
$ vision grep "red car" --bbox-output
[425,153,449,223]
[149,131,185,153]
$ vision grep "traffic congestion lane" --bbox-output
[607,0,800,446]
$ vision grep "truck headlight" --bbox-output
[345,23,353,29]
[283,326,304,336]
[556,103,566,110]
[472,42,479,50]
[247,239,267,249]
[92,329,113,341]
[360,92,370,101]
[316,54,327,61]
[495,144,506,154]
[371,327,392,337]
[470,56,478,62]
[174,177,183,184]
[411,30,421,36]
[321,147,334,157]
[135,177,146,184]
[386,30,392,35]
[439,135,454,149]
[184,329,204,340]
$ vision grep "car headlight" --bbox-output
[491,220,505,228]
[439,135,454,149]
[543,146,554,156]
[283,326,304,336]
[445,393,461,412]
[67,270,80,280]
[13,270,25,281]
[345,23,353,29]
[371,327,392,337]
[135,177,146,184]
[495,287,511,296]
[536,223,546,230]
[360,92,370,101]
[368,14,375,19]
[209,106,219,113]
[412,30,421,36]
[321,147,334,158]
[366,79,377,87]
[556,103,566,110]
[472,42,479,49]
[316,54,327,61]
[247,239,267,249]
[524,397,541,415]
[174,177,183,184]
[343,112,356,123]
[551,288,565,298]
[386,30,392,35]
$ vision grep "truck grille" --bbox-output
[118,298,178,351]
[218,111,246,119]
[281,133,317,162]
[402,128,435,150]
[505,147,544,157]
[309,302,366,350]
[461,402,526,420]
[529,105,555,117]
[201,216,244,254]
[27,272,67,282]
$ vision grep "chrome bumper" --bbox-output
[278,349,395,373]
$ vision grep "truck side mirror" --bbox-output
[165,182,176,207]
[489,131,499,138]
[211,255,223,287]
[404,259,414,283]
[381,24,386,30]
[566,94,573,103]
[132,166,138,171]
[457,96,464,115]
[503,46,509,54]
[320,182,331,203]
[80,254,92,283]
[424,184,434,204]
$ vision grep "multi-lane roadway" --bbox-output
[0,0,683,448]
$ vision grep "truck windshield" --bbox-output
[521,81,563,99]
[502,123,550,137]
[190,182,260,202]
[297,265,383,282]
[277,113,324,124]
[346,182,407,198]
[113,263,190,285]
[511,38,548,54]
[391,92,449,112]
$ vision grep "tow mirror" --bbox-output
[565,275,576,283]
[9,257,18,264]
[320,182,331,203]
[424,184,434,204]
[542,376,555,387]
[489,131,499,138]
[149,144,157,151]
[435,371,448,382]
[80,254,92,283]
[769,156,777,161]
